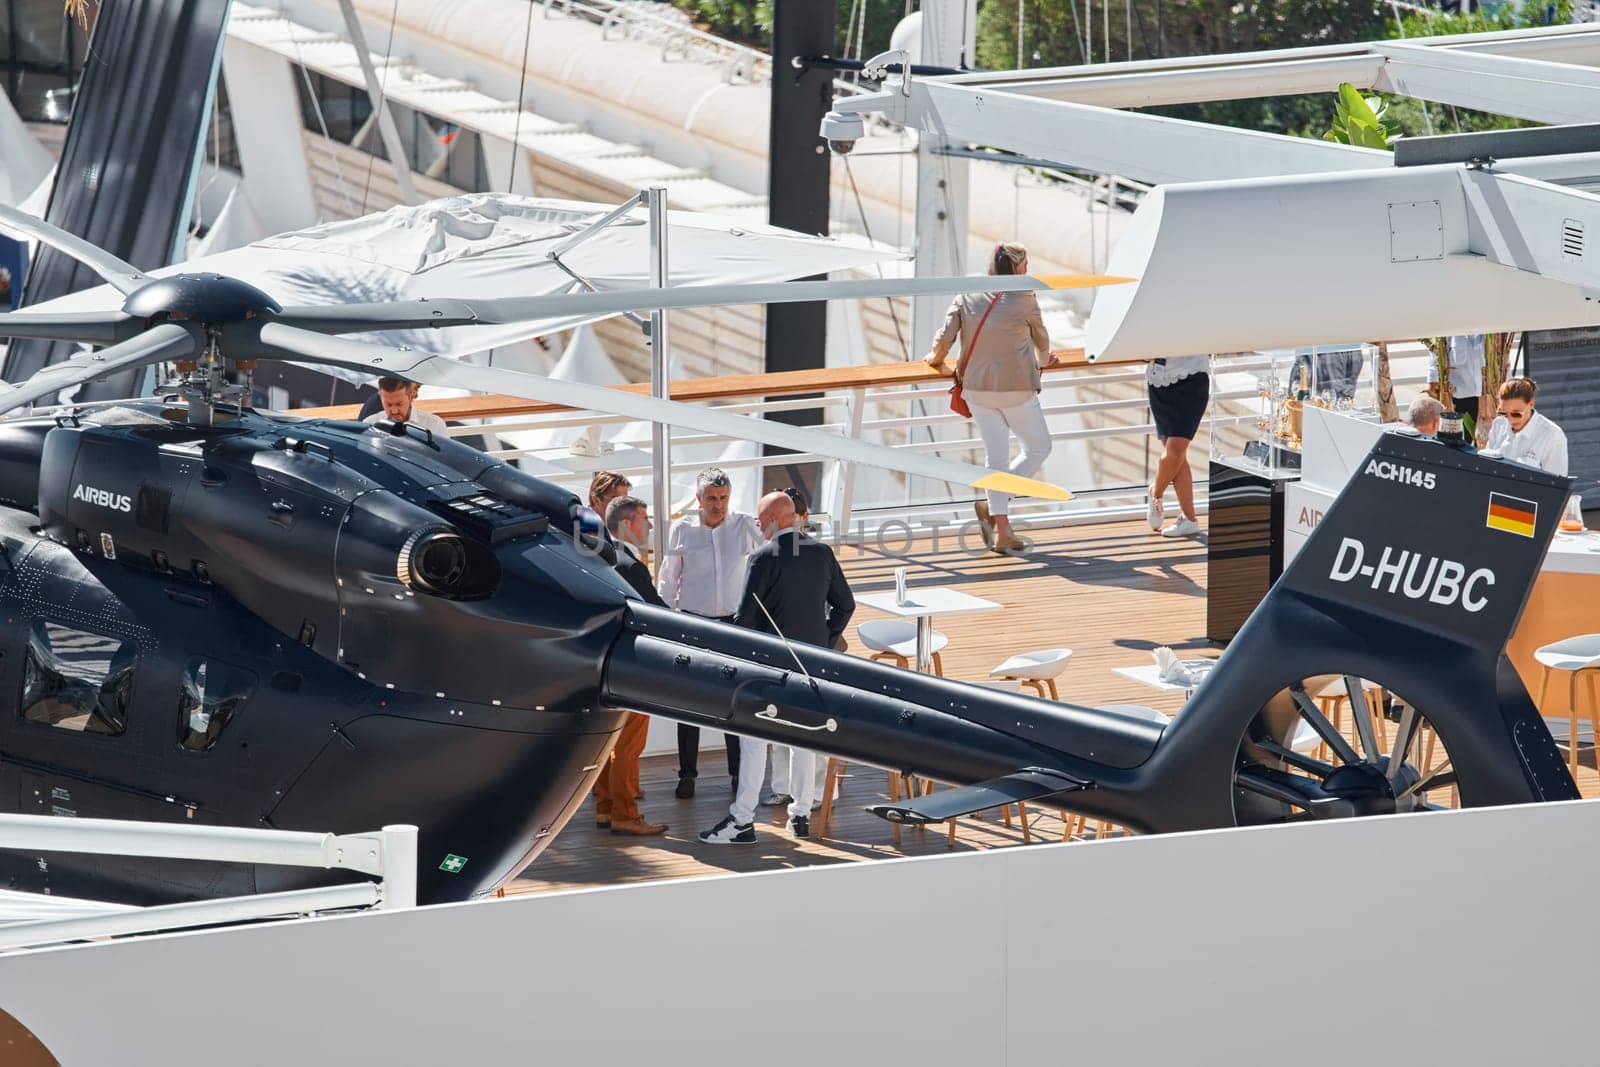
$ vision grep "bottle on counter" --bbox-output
[1561,495,1587,533]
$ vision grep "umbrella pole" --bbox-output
[648,186,672,572]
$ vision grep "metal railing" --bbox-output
[538,0,880,97]
[0,815,417,951]
[542,0,774,85]
[446,351,1429,539]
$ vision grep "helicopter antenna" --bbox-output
[748,591,820,695]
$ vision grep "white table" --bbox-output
[857,587,1002,673]
[1113,661,1215,700]
[553,446,652,475]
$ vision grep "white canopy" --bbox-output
[0,93,51,208]
[21,194,897,366]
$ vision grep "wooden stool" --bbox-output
[988,648,1072,699]
[817,757,913,844]
[1534,635,1600,778]
[858,619,948,676]
[1314,678,1387,760]
[1061,813,1114,841]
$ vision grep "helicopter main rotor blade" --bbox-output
[250,323,1072,503]
[272,273,1132,336]
[0,204,150,297]
[0,310,141,346]
[0,322,199,417]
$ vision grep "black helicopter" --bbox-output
[0,203,1579,906]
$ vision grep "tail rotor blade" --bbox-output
[273,273,1134,336]
[0,323,199,418]
[0,204,149,297]
[251,323,1073,503]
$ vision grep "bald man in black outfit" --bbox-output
[698,491,854,844]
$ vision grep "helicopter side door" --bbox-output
[0,528,203,899]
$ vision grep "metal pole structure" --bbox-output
[909,0,977,506]
[379,824,419,910]
[336,0,420,205]
[911,0,976,359]
[647,186,671,572]
[764,0,835,497]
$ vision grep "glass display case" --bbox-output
[1208,344,1380,476]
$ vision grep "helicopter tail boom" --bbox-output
[599,602,1168,817]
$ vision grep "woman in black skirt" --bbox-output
[1146,356,1210,538]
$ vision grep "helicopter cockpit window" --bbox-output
[177,660,257,752]
[20,621,137,735]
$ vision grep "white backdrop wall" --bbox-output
[0,797,1594,1065]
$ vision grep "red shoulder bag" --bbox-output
[949,295,1001,418]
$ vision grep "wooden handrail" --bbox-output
[292,346,1096,420]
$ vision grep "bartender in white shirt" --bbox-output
[657,466,762,798]
[1485,376,1568,476]
[1427,334,1486,421]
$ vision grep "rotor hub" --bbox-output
[1319,761,1396,817]
[122,273,281,325]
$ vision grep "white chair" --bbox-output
[1534,634,1600,777]
[858,618,949,676]
[1064,705,1171,842]
[988,648,1073,699]
[1289,719,1323,755]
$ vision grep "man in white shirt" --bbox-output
[657,467,762,798]
[363,377,448,435]
[1427,334,1486,421]
[1485,376,1568,476]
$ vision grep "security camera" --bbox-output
[820,110,865,155]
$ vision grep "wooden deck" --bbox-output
[509,517,1210,896]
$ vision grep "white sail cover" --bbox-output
[0,92,51,207]
[22,194,898,361]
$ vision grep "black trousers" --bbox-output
[677,725,741,781]
[1454,395,1480,418]
[678,613,740,780]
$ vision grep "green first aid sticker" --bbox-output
[439,853,468,874]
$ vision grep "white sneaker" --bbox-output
[1162,517,1202,539]
[1146,490,1164,532]
[697,815,756,845]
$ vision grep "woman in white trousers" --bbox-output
[926,243,1058,554]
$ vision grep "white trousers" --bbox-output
[968,394,1052,516]
[769,744,827,798]
[734,737,815,824]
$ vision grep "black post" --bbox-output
[763,0,835,497]
[8,0,231,400]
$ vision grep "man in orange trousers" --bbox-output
[594,712,662,834]
[595,496,668,836]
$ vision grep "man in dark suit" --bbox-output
[591,496,666,837]
[698,491,855,845]
[609,494,661,606]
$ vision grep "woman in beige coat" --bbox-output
[926,243,1059,554]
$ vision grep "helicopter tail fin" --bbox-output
[1182,430,1582,811]
[1278,431,1567,657]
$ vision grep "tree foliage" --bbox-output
[974,0,1571,138]
[1324,83,1399,149]
[672,0,908,57]
[675,0,1573,140]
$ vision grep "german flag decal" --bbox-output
[1486,492,1538,538]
